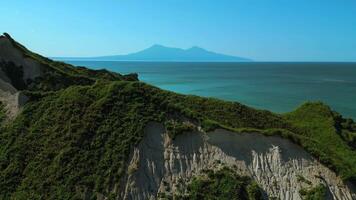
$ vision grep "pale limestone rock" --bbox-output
[0,35,43,119]
[120,122,356,200]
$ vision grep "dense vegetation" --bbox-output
[297,175,326,200]
[165,120,197,139]
[162,90,356,182]
[0,61,26,90]
[334,113,356,149]
[299,184,327,200]
[0,81,165,199]
[0,33,355,198]
[174,167,262,200]
[1,33,138,93]
[1,80,355,198]
[0,102,6,125]
[284,103,356,181]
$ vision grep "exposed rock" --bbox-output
[0,35,44,81]
[120,122,356,200]
[0,35,43,118]
[0,71,28,119]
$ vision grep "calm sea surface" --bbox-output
[65,61,356,119]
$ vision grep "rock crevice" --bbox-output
[121,122,355,200]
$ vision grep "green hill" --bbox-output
[0,33,355,199]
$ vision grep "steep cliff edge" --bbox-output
[122,122,355,200]
[0,33,355,199]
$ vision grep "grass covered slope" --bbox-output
[284,103,356,181]
[161,88,356,182]
[0,34,355,198]
[299,184,327,200]
[0,80,355,198]
[0,82,165,199]
[1,33,138,92]
[0,102,6,125]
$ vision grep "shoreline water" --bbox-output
[64,60,356,119]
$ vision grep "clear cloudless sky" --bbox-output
[1,0,356,61]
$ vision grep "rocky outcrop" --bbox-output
[0,67,28,119]
[0,83,27,119]
[0,35,43,81]
[0,34,139,120]
[0,34,43,118]
[120,122,356,200]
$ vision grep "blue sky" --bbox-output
[1,0,356,61]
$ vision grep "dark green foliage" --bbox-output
[0,82,165,199]
[23,64,134,93]
[165,120,196,139]
[296,175,312,185]
[284,102,356,182]
[165,94,289,130]
[201,119,221,132]
[299,184,327,200]
[0,61,26,90]
[167,93,356,183]
[177,167,262,200]
[0,102,6,125]
[246,182,262,200]
[1,33,138,93]
[339,130,356,149]
[333,112,356,149]
[1,81,355,198]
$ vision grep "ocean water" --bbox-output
[65,61,356,119]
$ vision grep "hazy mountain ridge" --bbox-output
[55,44,252,62]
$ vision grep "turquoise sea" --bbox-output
[65,61,356,119]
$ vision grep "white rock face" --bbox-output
[0,84,27,119]
[0,70,28,119]
[0,36,43,81]
[120,122,356,200]
[0,36,42,118]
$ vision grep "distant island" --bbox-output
[54,44,251,62]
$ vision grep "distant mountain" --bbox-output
[55,44,252,62]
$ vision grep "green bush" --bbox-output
[201,119,221,132]
[299,184,326,200]
[0,82,165,198]
[0,101,6,124]
[284,102,356,181]
[177,167,263,200]
[165,120,196,139]
[0,61,26,90]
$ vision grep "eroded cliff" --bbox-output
[121,122,355,200]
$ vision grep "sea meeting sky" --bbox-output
[1,0,356,62]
